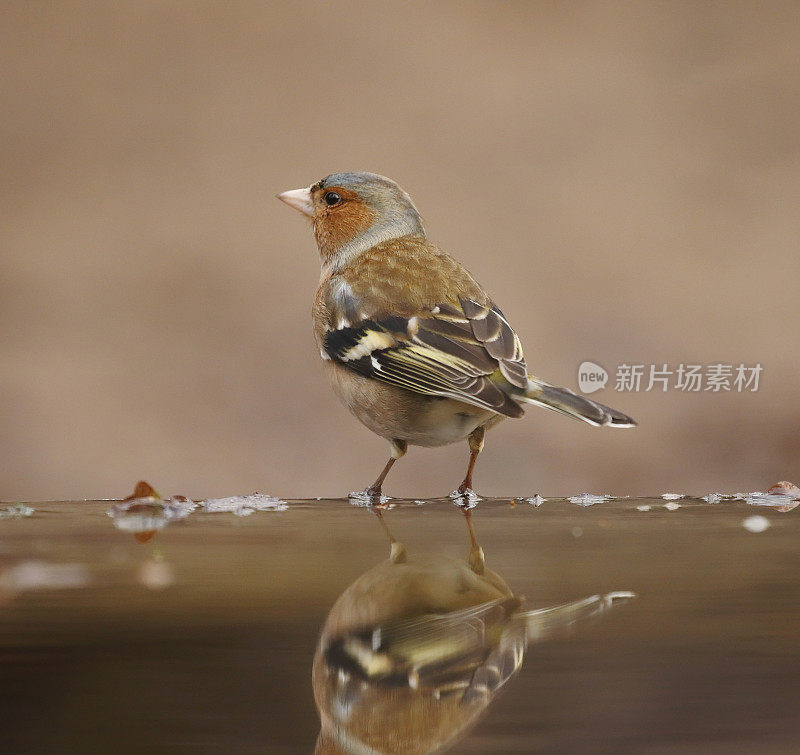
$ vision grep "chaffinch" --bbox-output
[278,173,635,497]
[312,509,634,753]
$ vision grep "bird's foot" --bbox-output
[348,487,390,507]
[449,487,482,508]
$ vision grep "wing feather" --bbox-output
[323,299,528,419]
[321,596,523,698]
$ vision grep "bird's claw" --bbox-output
[348,488,390,507]
[449,487,481,508]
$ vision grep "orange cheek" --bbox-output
[315,203,375,255]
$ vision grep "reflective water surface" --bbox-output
[1,492,799,752]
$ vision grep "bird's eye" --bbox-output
[324,191,342,207]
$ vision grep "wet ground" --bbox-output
[1,492,799,753]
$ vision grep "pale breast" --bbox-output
[323,361,503,447]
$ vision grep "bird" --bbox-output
[312,507,634,753]
[277,172,636,498]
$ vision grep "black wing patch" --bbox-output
[323,301,528,419]
[322,596,524,702]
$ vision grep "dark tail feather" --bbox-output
[518,378,637,427]
[521,591,636,642]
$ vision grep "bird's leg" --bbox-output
[372,508,407,563]
[364,439,407,497]
[457,425,486,497]
[462,506,485,575]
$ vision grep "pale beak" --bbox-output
[276,187,314,217]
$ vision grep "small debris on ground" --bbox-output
[768,481,800,496]
[0,503,34,519]
[568,494,611,507]
[200,493,288,515]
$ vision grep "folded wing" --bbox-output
[323,299,528,418]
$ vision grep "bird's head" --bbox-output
[277,172,425,267]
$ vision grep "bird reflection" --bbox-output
[312,507,634,754]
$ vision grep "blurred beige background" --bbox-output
[2,1,798,501]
